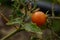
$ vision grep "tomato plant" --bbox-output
[1,0,60,40]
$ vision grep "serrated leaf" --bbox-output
[23,23,42,34]
[6,18,23,25]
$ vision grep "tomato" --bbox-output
[31,11,47,27]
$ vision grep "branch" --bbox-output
[48,17,60,19]
[1,28,19,40]
[0,13,19,29]
[0,13,9,22]
[0,13,20,40]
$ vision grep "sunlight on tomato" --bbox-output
[31,11,47,27]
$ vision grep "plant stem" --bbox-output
[31,0,37,12]
[0,13,9,22]
[23,5,28,22]
[48,17,60,19]
[1,28,19,40]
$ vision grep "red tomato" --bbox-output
[31,11,47,27]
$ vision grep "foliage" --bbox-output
[23,23,42,34]
[1,0,42,40]
[0,0,60,40]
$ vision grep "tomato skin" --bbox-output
[31,11,47,27]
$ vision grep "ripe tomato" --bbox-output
[31,11,47,27]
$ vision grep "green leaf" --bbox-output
[16,10,24,17]
[23,22,42,34]
[6,18,23,25]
